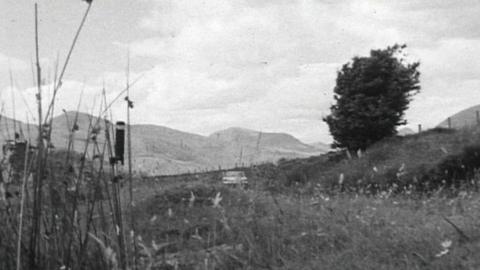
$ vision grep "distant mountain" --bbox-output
[209,127,324,167]
[309,141,331,152]
[0,112,326,175]
[397,127,415,136]
[437,104,480,129]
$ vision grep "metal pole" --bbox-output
[112,122,127,270]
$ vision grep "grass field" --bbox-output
[128,177,480,270]
[277,126,480,193]
[2,126,480,270]
[123,126,480,269]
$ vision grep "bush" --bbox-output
[427,144,480,189]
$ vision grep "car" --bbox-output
[222,171,248,187]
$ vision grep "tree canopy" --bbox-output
[324,44,420,151]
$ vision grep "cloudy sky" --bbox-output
[0,0,479,143]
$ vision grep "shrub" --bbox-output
[428,144,480,189]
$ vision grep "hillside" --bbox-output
[128,125,324,175]
[130,126,480,268]
[275,126,480,193]
[309,141,331,152]
[437,104,480,129]
[128,175,480,270]
[272,104,480,193]
[0,112,326,175]
[397,127,415,136]
[0,115,37,142]
[209,127,323,164]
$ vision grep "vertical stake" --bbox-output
[448,117,452,129]
[418,124,422,133]
[30,4,45,268]
[125,49,138,270]
[16,139,30,270]
[9,68,17,135]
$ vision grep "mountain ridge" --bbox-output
[0,111,327,175]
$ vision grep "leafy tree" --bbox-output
[324,44,420,151]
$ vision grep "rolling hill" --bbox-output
[437,104,480,129]
[210,127,324,165]
[309,141,331,152]
[397,127,415,136]
[0,112,326,175]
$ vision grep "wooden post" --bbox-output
[418,124,422,133]
[447,117,452,129]
[476,110,479,125]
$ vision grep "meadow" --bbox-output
[124,125,480,269]
[2,116,480,270]
[125,172,480,270]
[1,2,480,269]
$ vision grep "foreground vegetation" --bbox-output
[127,176,480,270]
[122,126,480,269]
[1,2,479,268]
[2,125,480,269]
[278,126,480,193]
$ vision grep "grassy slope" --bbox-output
[125,126,480,269]
[129,178,480,270]
[437,104,480,129]
[278,126,480,193]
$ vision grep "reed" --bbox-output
[0,2,145,269]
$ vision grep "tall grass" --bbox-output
[2,2,480,270]
[125,176,480,270]
[277,126,480,195]
[0,2,141,270]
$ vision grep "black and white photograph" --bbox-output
[1,0,480,269]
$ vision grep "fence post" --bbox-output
[418,124,422,133]
[447,117,452,129]
[476,110,479,125]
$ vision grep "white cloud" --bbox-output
[405,78,480,129]
[413,38,480,81]
[4,0,479,144]
[401,37,480,129]
[122,1,354,142]
[0,52,28,71]
[109,0,480,143]
[0,80,103,123]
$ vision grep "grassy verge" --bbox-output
[129,178,480,270]
[278,127,480,194]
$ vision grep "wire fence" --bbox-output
[416,110,480,133]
